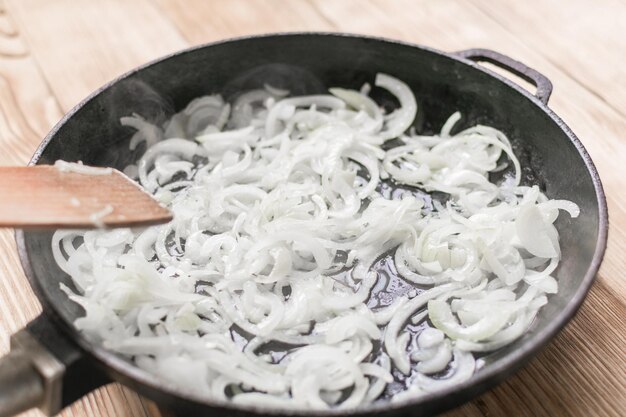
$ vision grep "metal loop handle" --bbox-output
[455,48,553,105]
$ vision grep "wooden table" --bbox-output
[0,1,623,416]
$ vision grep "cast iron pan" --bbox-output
[0,33,608,417]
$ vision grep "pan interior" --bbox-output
[22,34,600,410]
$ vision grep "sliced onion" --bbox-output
[428,299,511,342]
[53,71,578,410]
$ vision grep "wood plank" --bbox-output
[468,0,626,116]
[6,0,187,112]
[155,0,333,42]
[0,2,60,166]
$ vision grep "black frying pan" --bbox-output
[0,33,608,417]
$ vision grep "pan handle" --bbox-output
[454,48,553,105]
[0,329,63,417]
[0,315,109,416]
[0,346,46,417]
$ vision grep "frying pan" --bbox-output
[0,33,608,417]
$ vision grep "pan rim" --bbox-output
[15,31,609,416]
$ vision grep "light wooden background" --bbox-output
[0,1,624,416]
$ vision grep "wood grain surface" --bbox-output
[0,1,623,416]
[0,166,172,228]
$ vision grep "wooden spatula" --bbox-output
[0,165,172,229]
